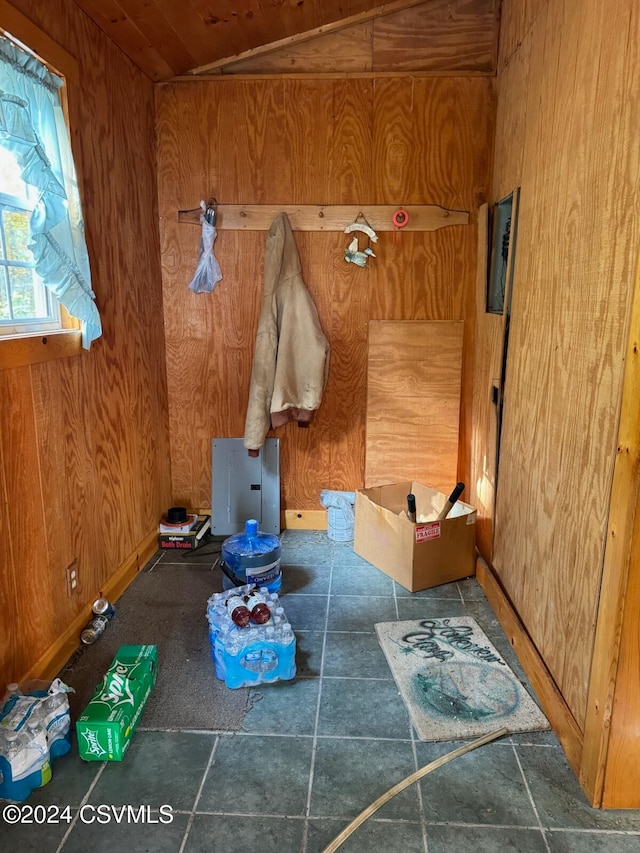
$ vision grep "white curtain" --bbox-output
[0,37,101,348]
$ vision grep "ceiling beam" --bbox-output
[183,0,431,76]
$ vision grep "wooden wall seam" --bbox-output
[480,0,640,807]
[580,251,640,807]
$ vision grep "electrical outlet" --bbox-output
[65,560,79,597]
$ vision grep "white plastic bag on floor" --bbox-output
[320,490,356,542]
[188,202,222,293]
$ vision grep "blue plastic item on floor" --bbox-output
[220,519,282,593]
[214,623,296,689]
[0,727,51,803]
[0,679,73,802]
[206,584,296,689]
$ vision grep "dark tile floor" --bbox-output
[3,530,640,852]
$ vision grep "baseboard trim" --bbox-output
[476,555,584,777]
[23,529,159,683]
[282,509,327,530]
[196,508,328,531]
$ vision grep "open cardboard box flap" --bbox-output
[354,481,476,593]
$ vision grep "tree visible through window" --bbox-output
[0,145,60,334]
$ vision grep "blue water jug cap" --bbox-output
[245,519,259,536]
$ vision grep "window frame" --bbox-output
[486,192,517,316]
[0,183,62,334]
[0,1,83,369]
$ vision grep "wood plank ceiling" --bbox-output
[71,0,493,80]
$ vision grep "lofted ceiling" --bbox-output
[71,0,499,81]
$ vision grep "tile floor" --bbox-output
[3,530,640,852]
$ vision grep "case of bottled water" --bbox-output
[0,678,73,802]
[206,585,296,689]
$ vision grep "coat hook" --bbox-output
[204,198,217,225]
[178,196,218,225]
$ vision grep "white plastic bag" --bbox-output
[188,202,222,294]
[320,490,356,542]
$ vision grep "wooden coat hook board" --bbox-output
[177,204,469,232]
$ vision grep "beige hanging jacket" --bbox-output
[243,212,330,453]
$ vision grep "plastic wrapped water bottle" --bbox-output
[0,722,50,801]
[38,686,72,760]
[0,678,72,800]
[1,679,72,760]
[0,729,32,801]
[25,719,51,789]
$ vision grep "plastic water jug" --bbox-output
[221,519,282,593]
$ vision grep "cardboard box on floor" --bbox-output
[76,644,158,761]
[354,481,477,592]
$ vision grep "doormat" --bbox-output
[59,564,251,732]
[375,617,550,742]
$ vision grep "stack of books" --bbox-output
[158,514,211,550]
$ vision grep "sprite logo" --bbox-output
[96,664,136,709]
[81,728,107,757]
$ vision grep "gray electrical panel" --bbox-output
[211,438,280,535]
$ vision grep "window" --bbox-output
[0,146,61,335]
[0,19,101,354]
[486,192,519,315]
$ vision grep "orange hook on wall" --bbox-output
[392,208,409,247]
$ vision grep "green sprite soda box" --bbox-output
[76,645,158,761]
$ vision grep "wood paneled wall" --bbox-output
[0,1,171,690]
[156,76,493,512]
[69,0,499,80]
[475,0,640,740]
[221,0,499,75]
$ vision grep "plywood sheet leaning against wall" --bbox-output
[156,75,493,512]
[365,320,463,493]
[482,0,640,799]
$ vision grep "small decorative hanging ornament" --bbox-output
[343,212,378,267]
[392,208,409,247]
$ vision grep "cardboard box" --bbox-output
[76,645,158,761]
[158,513,210,550]
[354,481,476,592]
